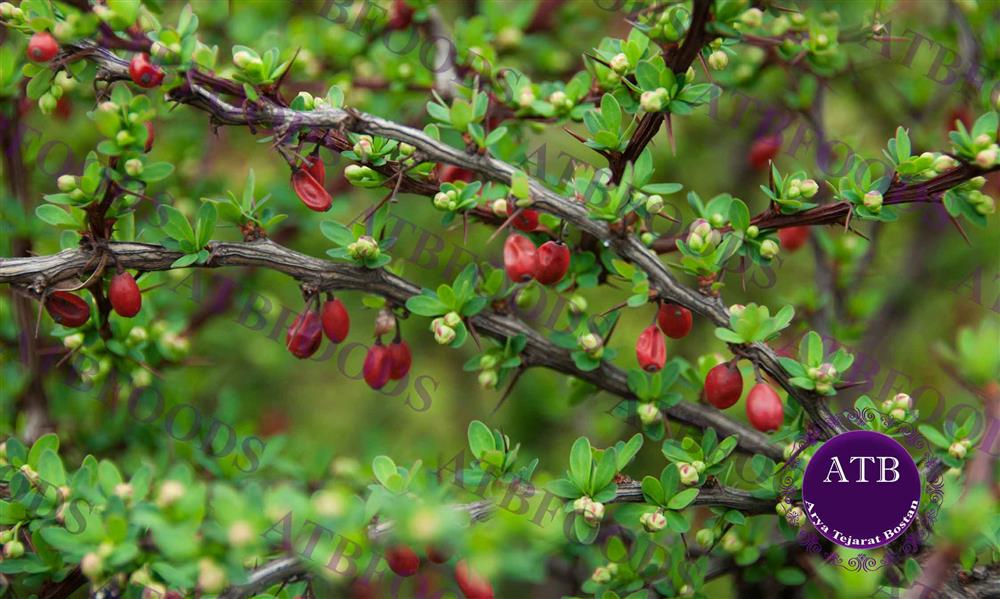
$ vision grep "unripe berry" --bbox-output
[975,147,998,168]
[645,194,664,214]
[57,175,77,191]
[948,442,967,460]
[198,559,227,594]
[640,509,668,532]
[433,322,456,345]
[785,506,805,527]
[478,369,498,389]
[695,528,715,547]
[760,239,779,259]
[640,90,664,112]
[63,332,84,349]
[721,531,743,553]
[157,480,185,507]
[548,90,568,108]
[740,8,763,28]
[728,304,746,317]
[490,198,509,217]
[81,552,103,579]
[609,53,629,73]
[3,539,24,558]
[638,402,660,425]
[517,87,535,109]
[708,50,728,70]
[863,190,883,212]
[799,178,819,198]
[677,462,699,485]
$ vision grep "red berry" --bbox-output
[363,342,392,390]
[305,153,325,185]
[455,561,493,599]
[439,165,474,183]
[387,0,415,30]
[143,121,155,153]
[291,168,332,212]
[777,226,810,252]
[534,240,570,285]
[425,545,452,564]
[54,97,72,121]
[746,383,784,432]
[704,362,743,409]
[511,209,539,232]
[387,339,412,380]
[45,291,90,328]
[656,303,692,339]
[321,297,350,342]
[286,309,322,359]
[108,271,142,318]
[27,32,59,63]
[635,324,666,372]
[503,234,537,283]
[385,544,420,577]
[748,134,781,171]
[128,53,164,88]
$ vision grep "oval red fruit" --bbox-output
[387,0,414,30]
[45,291,90,327]
[635,324,666,372]
[425,545,452,564]
[439,164,474,183]
[363,343,392,390]
[455,561,494,599]
[746,383,784,432]
[27,32,59,63]
[777,226,810,252]
[321,298,350,342]
[748,134,781,171]
[503,234,537,283]
[143,121,155,153]
[511,209,539,232]
[305,154,326,185]
[656,303,692,339]
[286,310,322,359]
[704,362,743,409]
[291,169,332,212]
[109,271,142,317]
[534,240,570,285]
[385,545,420,577]
[387,340,412,380]
[128,53,164,88]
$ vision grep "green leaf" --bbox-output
[35,205,78,227]
[170,253,200,268]
[467,421,494,460]
[194,201,217,248]
[372,455,397,488]
[569,437,593,491]
[641,476,665,505]
[547,478,582,498]
[159,205,195,244]
[405,293,447,317]
[320,221,355,246]
[591,448,617,493]
[918,425,950,449]
[667,487,698,510]
[140,162,175,182]
[27,433,59,468]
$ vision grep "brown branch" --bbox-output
[0,240,784,460]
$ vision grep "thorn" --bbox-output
[665,113,676,155]
[947,214,971,245]
[490,367,525,416]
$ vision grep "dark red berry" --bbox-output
[656,303,692,339]
[45,291,90,328]
[534,240,570,285]
[425,545,452,564]
[363,342,392,390]
[455,561,493,599]
[387,0,414,30]
[321,297,350,342]
[385,545,420,577]
[635,324,666,372]
[305,153,325,185]
[777,226,810,252]
[746,383,783,432]
[503,234,537,283]
[54,97,72,120]
[438,164,473,183]
[291,169,332,212]
[128,53,164,88]
[511,209,539,232]
[748,134,781,171]
[27,32,59,63]
[143,121,155,153]
[286,309,322,359]
[704,362,743,409]
[387,340,411,380]
[108,271,142,318]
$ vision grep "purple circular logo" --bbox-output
[801,430,921,549]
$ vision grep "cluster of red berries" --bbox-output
[291,152,332,212]
[44,270,143,327]
[502,234,570,285]
[704,361,783,432]
[383,544,493,599]
[634,303,693,372]
[362,335,411,390]
[285,296,349,358]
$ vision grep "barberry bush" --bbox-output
[1,1,998,598]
